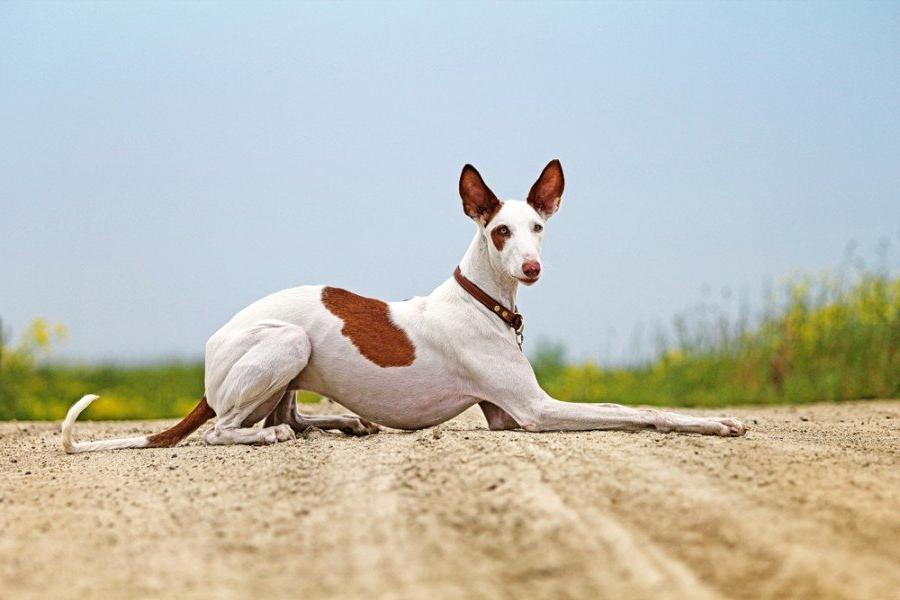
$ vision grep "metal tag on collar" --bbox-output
[513,313,525,350]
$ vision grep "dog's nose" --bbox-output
[522,261,541,279]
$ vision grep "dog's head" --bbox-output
[459,160,564,285]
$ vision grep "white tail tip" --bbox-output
[60,394,147,453]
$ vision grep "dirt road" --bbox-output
[1,401,898,599]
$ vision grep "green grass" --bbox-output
[0,357,324,421]
[533,269,899,406]
[2,261,898,420]
[0,319,322,420]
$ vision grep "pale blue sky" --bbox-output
[1,2,898,363]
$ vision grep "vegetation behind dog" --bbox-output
[534,267,899,407]
[2,261,898,420]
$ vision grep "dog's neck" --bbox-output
[457,230,519,310]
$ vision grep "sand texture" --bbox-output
[1,401,898,599]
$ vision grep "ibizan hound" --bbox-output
[61,160,746,453]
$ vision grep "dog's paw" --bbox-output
[273,423,296,442]
[259,424,296,444]
[712,417,747,437]
[339,416,381,436]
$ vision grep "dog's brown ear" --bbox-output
[460,164,502,225]
[527,159,564,219]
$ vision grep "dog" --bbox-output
[62,160,746,453]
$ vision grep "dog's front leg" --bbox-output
[478,401,520,430]
[510,397,746,436]
[466,350,745,436]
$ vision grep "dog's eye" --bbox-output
[498,226,510,236]
[533,223,543,233]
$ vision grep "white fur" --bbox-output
[482,201,546,284]
[62,172,746,453]
[61,395,148,453]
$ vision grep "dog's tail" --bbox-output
[61,394,215,454]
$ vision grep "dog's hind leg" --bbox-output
[205,421,295,445]
[204,321,312,446]
[265,391,380,436]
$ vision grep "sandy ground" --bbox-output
[1,401,898,600]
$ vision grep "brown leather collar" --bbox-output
[453,266,524,335]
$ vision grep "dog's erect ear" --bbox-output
[527,159,564,219]
[460,164,502,225]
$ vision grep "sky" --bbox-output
[1,1,899,364]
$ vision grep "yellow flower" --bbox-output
[19,318,67,353]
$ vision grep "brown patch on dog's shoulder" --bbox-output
[321,287,416,367]
[490,225,508,251]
